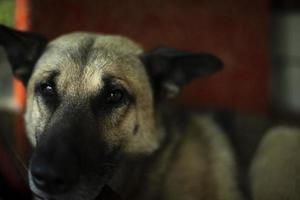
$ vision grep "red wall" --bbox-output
[17,0,271,113]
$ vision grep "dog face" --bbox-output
[25,33,158,200]
[0,25,222,200]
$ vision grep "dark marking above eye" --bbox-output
[133,124,139,135]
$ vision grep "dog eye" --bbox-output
[37,82,56,97]
[104,89,124,104]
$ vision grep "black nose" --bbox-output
[30,150,79,195]
[29,116,82,194]
[31,164,73,194]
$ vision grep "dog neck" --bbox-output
[107,105,186,200]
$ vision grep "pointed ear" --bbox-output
[140,47,223,100]
[0,25,47,85]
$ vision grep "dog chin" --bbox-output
[30,186,104,200]
[29,172,104,200]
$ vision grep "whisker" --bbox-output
[8,146,29,185]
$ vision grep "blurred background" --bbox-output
[0,0,299,199]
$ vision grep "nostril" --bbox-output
[33,173,47,187]
[31,166,69,194]
[29,147,80,195]
[56,179,68,191]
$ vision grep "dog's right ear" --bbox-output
[140,47,223,100]
[0,25,47,85]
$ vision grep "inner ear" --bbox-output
[140,47,223,100]
[0,25,47,85]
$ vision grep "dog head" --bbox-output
[0,25,222,200]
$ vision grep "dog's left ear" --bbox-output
[0,25,47,85]
[140,47,223,99]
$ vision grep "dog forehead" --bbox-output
[37,32,144,70]
[32,32,150,96]
[49,32,143,55]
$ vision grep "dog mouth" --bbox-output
[29,161,120,200]
[29,165,120,200]
[35,185,121,200]
[94,185,122,200]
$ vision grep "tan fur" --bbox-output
[4,31,243,200]
[104,114,242,200]
[251,126,300,200]
[161,116,242,200]
[26,33,158,155]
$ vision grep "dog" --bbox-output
[1,25,300,200]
